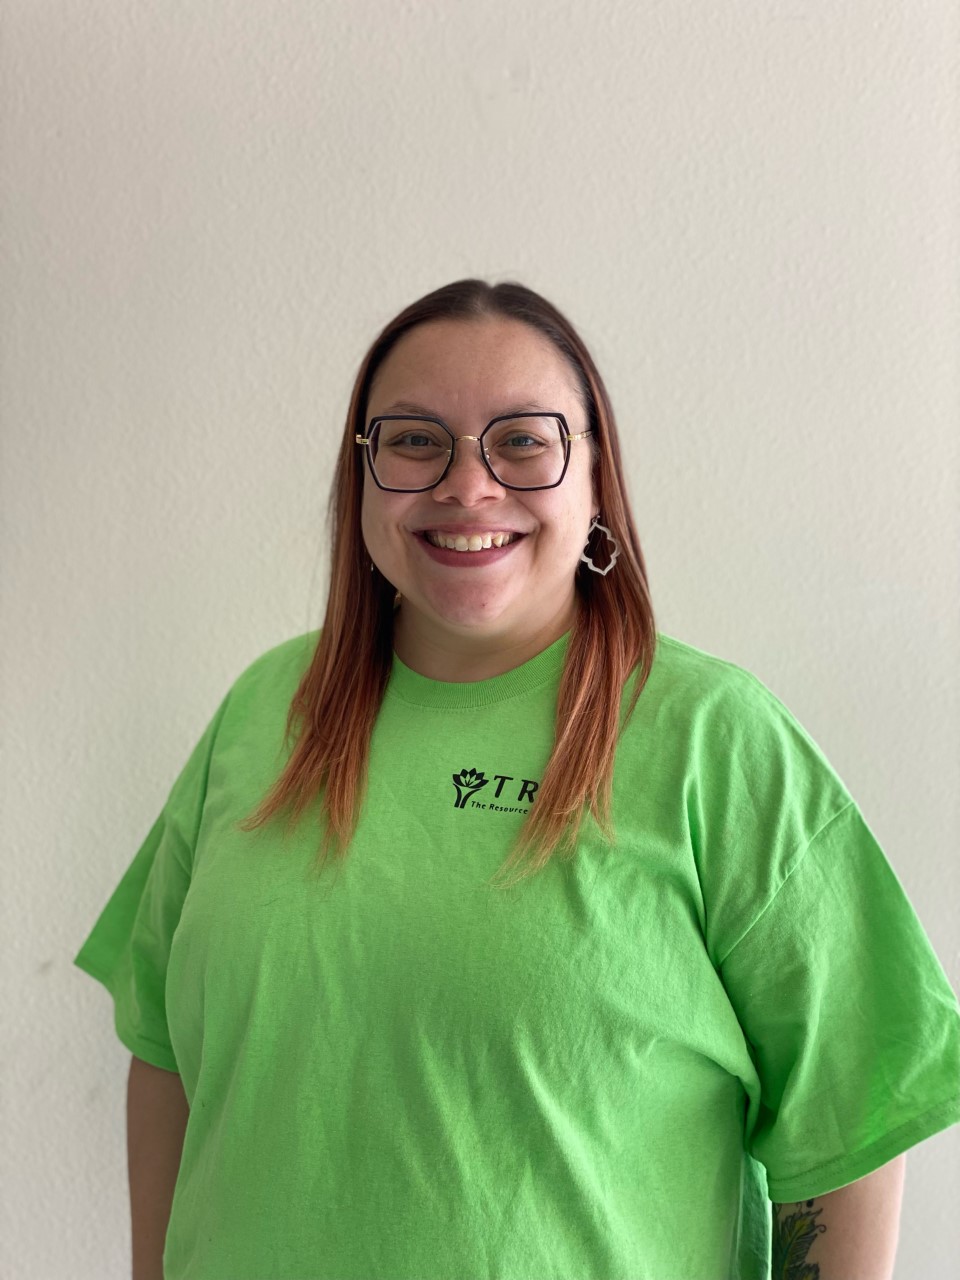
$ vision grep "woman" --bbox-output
[75,279,960,1280]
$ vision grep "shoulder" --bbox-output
[648,631,780,696]
[217,629,321,725]
[232,629,320,689]
[623,629,854,822]
[639,632,838,753]
[631,630,802,728]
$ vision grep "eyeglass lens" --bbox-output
[368,417,568,490]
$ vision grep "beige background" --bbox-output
[2,1,958,1276]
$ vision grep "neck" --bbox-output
[393,600,577,682]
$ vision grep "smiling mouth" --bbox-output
[421,531,523,552]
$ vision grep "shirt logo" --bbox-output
[451,766,540,814]
[452,768,489,809]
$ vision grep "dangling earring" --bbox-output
[580,515,621,576]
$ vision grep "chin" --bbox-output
[414,588,519,634]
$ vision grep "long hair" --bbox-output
[237,279,658,888]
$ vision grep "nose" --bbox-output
[431,435,504,505]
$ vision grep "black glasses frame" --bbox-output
[355,412,593,493]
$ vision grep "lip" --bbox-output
[411,529,526,568]
[410,524,528,536]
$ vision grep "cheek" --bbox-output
[360,487,390,565]
[361,480,386,537]
[361,485,410,558]
[561,471,597,547]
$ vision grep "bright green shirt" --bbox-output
[74,629,960,1280]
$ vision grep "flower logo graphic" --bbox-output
[452,767,489,809]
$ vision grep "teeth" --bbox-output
[424,531,517,552]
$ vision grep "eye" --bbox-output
[485,417,558,455]
[379,428,446,452]
[495,432,551,455]
[394,432,435,448]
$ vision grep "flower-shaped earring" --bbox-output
[579,516,621,576]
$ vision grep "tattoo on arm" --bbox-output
[771,1200,827,1279]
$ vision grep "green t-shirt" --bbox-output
[73,629,960,1280]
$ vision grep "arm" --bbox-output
[127,1055,190,1280]
[771,1153,906,1280]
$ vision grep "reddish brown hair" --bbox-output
[237,279,658,888]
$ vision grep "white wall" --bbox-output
[3,1,957,1276]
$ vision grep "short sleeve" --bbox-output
[719,800,960,1201]
[72,691,231,1072]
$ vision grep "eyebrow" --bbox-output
[380,399,554,418]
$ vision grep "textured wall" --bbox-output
[3,1,957,1276]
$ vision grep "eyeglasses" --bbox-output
[356,413,593,492]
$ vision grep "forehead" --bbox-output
[368,317,582,416]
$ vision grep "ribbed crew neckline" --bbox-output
[386,631,571,709]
